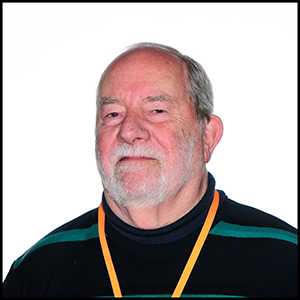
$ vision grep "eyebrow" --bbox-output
[99,94,175,107]
[98,97,119,108]
[142,94,175,103]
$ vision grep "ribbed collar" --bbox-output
[102,172,218,244]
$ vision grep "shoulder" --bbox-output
[12,207,99,270]
[216,190,297,231]
[209,191,297,297]
[49,207,99,233]
[212,190,297,243]
[3,207,100,296]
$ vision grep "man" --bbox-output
[3,43,297,297]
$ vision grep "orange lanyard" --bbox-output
[98,190,219,298]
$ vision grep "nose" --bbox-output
[117,113,150,144]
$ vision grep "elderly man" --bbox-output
[3,43,297,297]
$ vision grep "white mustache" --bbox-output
[109,143,166,165]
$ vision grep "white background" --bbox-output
[3,3,297,280]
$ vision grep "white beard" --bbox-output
[96,122,204,209]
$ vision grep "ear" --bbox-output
[203,115,223,163]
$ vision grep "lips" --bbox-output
[119,156,154,162]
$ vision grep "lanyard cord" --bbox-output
[98,190,219,298]
[98,205,122,297]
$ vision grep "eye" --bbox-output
[152,109,165,114]
[106,112,119,118]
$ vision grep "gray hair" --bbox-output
[96,42,213,122]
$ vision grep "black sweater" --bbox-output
[3,173,297,297]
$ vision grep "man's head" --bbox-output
[95,43,222,209]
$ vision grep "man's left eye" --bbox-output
[106,112,119,118]
[152,109,165,114]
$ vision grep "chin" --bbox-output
[107,179,166,209]
[114,196,165,209]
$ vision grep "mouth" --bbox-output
[119,156,155,162]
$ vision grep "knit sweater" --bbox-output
[3,173,297,297]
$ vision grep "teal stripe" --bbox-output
[13,223,99,269]
[96,295,245,298]
[96,294,245,298]
[210,221,297,244]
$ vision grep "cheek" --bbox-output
[96,130,116,167]
[167,116,198,147]
[161,118,204,165]
[153,121,192,162]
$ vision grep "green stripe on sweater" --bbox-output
[13,221,297,270]
[96,294,245,298]
[210,221,297,244]
[13,223,99,269]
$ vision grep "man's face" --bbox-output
[96,49,205,208]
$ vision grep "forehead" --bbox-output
[100,49,189,99]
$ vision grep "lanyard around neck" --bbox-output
[98,190,219,298]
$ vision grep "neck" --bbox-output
[104,171,208,229]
